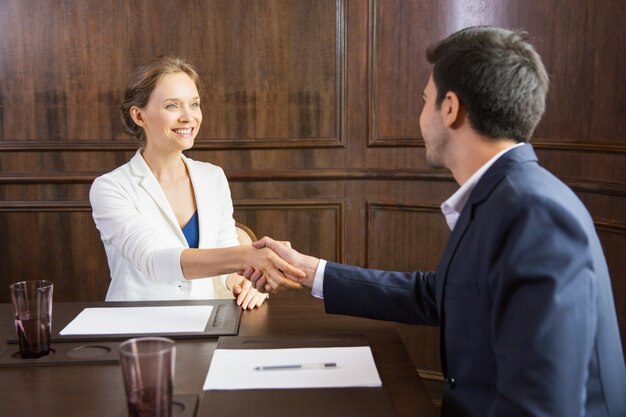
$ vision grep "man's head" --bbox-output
[425,26,549,143]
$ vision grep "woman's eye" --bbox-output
[191,102,200,109]
[165,103,178,110]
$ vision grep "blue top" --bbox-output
[182,211,199,248]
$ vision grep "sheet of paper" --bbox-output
[59,305,213,335]
[203,346,382,390]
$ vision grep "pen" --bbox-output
[254,362,337,371]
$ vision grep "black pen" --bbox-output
[254,362,337,371]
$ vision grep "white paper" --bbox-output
[203,346,382,390]
[59,305,213,335]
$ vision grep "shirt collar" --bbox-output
[441,143,524,230]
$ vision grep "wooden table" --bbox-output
[0,295,436,417]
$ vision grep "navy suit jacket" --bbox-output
[323,145,626,417]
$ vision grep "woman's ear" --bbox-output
[442,91,461,128]
[130,106,146,127]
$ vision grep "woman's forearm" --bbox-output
[180,244,305,289]
[180,246,249,280]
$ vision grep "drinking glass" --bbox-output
[119,337,176,417]
[9,280,54,358]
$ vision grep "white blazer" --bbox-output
[89,150,239,301]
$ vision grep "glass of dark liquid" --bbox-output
[119,337,175,417]
[9,280,53,359]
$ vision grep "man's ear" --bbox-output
[441,91,462,128]
[130,106,146,127]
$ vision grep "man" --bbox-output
[249,27,626,417]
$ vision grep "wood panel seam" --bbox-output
[2,139,625,153]
[0,169,455,183]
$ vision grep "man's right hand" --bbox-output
[245,236,320,291]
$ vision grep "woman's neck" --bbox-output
[140,147,186,183]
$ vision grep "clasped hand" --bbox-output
[241,237,320,292]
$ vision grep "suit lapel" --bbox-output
[129,151,187,245]
[435,203,472,312]
[435,205,472,375]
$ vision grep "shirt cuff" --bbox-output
[311,259,326,299]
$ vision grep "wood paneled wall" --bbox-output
[1,0,624,383]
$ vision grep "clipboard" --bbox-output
[198,334,397,417]
[7,299,242,343]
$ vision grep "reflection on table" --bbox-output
[0,296,436,417]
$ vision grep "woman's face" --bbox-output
[132,71,202,152]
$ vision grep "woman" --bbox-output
[90,56,302,308]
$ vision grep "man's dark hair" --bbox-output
[426,26,549,143]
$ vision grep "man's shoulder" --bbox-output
[488,163,595,239]
[503,162,579,207]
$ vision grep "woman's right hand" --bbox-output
[243,245,305,291]
[242,237,320,292]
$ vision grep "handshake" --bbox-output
[240,237,320,293]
